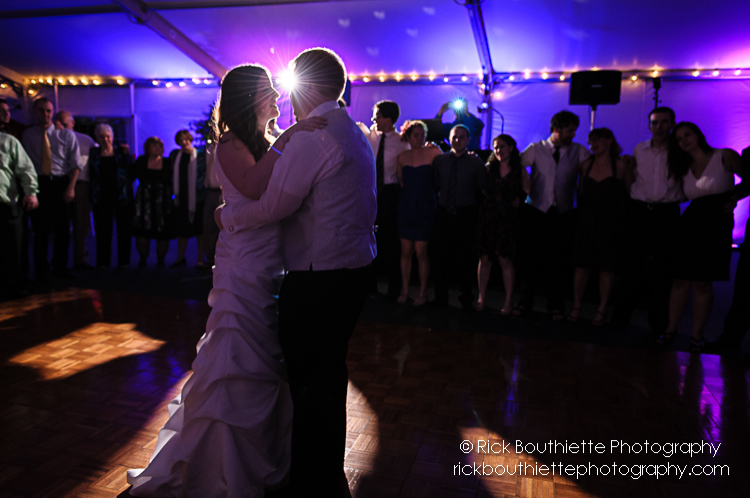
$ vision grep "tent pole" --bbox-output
[464,0,494,149]
[112,0,228,79]
[130,82,138,156]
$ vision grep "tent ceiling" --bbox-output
[2,0,750,80]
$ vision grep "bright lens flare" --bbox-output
[278,70,297,92]
[452,100,464,110]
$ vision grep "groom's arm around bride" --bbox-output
[221,48,376,497]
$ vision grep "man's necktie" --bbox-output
[552,145,561,164]
[376,133,385,191]
[41,130,53,175]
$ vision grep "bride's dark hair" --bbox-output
[213,64,271,161]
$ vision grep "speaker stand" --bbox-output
[589,105,598,131]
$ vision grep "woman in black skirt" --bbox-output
[659,122,746,351]
[169,130,207,268]
[132,137,174,267]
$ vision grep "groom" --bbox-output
[219,48,376,496]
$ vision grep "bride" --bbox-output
[127,64,325,497]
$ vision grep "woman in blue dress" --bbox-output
[395,120,442,306]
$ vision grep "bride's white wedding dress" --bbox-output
[127,158,292,497]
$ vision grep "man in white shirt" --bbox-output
[357,100,409,300]
[220,48,376,496]
[22,98,81,281]
[612,107,682,333]
[54,110,98,270]
[517,110,590,319]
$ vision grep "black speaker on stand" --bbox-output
[569,70,622,130]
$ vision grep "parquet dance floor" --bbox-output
[1,289,748,497]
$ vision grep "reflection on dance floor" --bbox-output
[0,289,748,497]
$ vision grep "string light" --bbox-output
[192,77,201,84]
[57,77,65,84]
[735,69,742,76]
[631,75,638,81]
[31,79,37,84]
[362,76,370,82]
[524,70,530,79]
[395,72,402,82]
[165,82,173,88]
[28,88,36,96]
[542,72,549,80]
[461,75,468,82]
[652,70,659,77]
[712,70,719,76]
[69,78,77,85]
[443,77,449,82]
[378,75,385,82]
[411,73,418,81]
[179,81,186,87]
[692,70,700,77]
[429,73,435,81]
[493,91,502,99]
[0,83,7,89]
[92,79,100,85]
[116,78,125,85]
[152,80,159,86]
[559,74,565,81]
[80,77,88,85]
[46,78,52,84]
[204,79,210,84]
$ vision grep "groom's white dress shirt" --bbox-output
[221,100,377,272]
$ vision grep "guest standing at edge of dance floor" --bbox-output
[357,100,409,301]
[568,128,633,326]
[432,124,487,310]
[21,97,81,281]
[659,122,746,352]
[88,123,134,269]
[714,145,750,354]
[54,110,98,270]
[169,130,207,269]
[475,134,530,313]
[612,107,683,333]
[132,137,174,268]
[514,110,590,320]
[395,120,442,306]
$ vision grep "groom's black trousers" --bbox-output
[278,263,372,495]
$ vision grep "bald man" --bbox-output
[54,111,98,269]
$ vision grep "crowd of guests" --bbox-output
[2,95,750,353]
[0,97,222,302]
[361,100,749,353]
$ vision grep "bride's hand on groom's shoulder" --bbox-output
[288,116,327,137]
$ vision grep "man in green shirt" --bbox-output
[0,132,39,299]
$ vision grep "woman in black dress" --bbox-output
[88,123,134,269]
[569,128,633,326]
[132,137,174,267]
[395,120,442,306]
[659,122,746,351]
[169,130,207,268]
[475,134,530,313]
